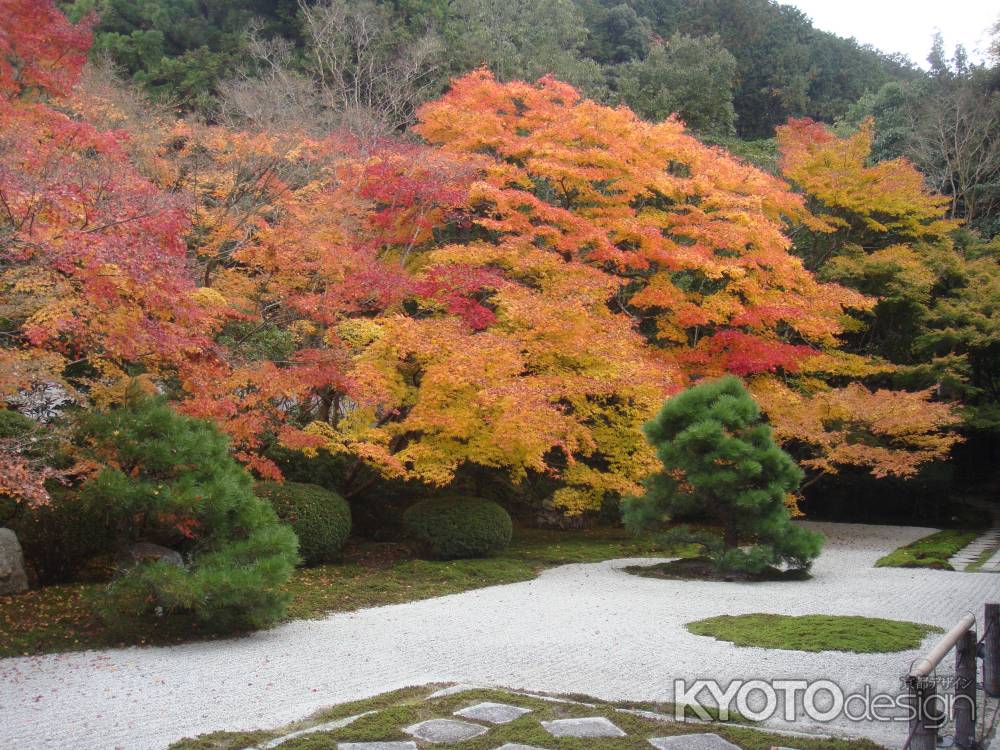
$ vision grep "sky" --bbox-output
[783,0,998,68]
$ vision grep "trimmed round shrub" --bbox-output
[255,482,351,565]
[403,497,512,559]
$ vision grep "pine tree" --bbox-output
[624,376,823,574]
[79,390,299,632]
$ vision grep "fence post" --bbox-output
[905,675,938,750]
[986,603,1000,697]
[955,629,977,748]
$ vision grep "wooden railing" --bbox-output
[903,603,1000,749]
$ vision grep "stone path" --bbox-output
[648,736,739,750]
[254,698,784,750]
[979,546,1000,573]
[454,702,532,724]
[540,717,625,737]
[949,528,1000,571]
[3,522,1000,750]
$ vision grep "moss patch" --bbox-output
[875,530,978,570]
[687,613,942,653]
[166,684,887,750]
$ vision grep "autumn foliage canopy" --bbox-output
[0,3,963,517]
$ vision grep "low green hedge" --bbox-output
[403,497,512,559]
[256,482,352,565]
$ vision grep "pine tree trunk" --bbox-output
[723,525,738,550]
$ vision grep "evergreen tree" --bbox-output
[614,33,736,134]
[624,376,823,573]
[79,391,299,632]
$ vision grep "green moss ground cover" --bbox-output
[686,614,942,653]
[874,530,979,570]
[166,684,888,750]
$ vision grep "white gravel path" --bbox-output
[2,522,999,750]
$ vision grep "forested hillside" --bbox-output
[63,0,918,137]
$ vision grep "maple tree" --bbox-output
[412,71,960,495]
[151,118,671,511]
[0,0,93,100]
[0,1,212,507]
[773,117,971,471]
[0,1,968,522]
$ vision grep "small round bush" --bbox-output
[256,482,351,565]
[403,497,512,559]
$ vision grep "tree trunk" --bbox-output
[723,525,738,550]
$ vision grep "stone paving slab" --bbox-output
[454,702,532,724]
[249,711,376,749]
[648,735,741,750]
[948,528,1000,571]
[340,743,418,750]
[541,717,626,738]
[980,547,1000,572]
[494,744,553,750]
[405,719,489,744]
[427,684,488,699]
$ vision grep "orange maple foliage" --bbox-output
[415,70,869,373]
[415,72,960,491]
[151,116,671,507]
[754,379,961,482]
[770,117,964,480]
[778,118,959,250]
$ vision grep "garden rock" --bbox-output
[0,528,28,595]
[404,719,489,743]
[454,702,532,724]
[540,717,625,738]
[116,542,184,571]
[648,735,741,750]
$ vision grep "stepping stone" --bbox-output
[648,735,740,750]
[339,744,417,750]
[541,717,626,738]
[250,712,376,749]
[404,719,489,744]
[494,745,552,750]
[427,684,488,699]
[454,702,532,724]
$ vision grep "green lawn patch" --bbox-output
[874,529,979,570]
[166,684,887,750]
[687,613,942,653]
[0,526,689,658]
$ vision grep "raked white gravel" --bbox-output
[2,522,999,750]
